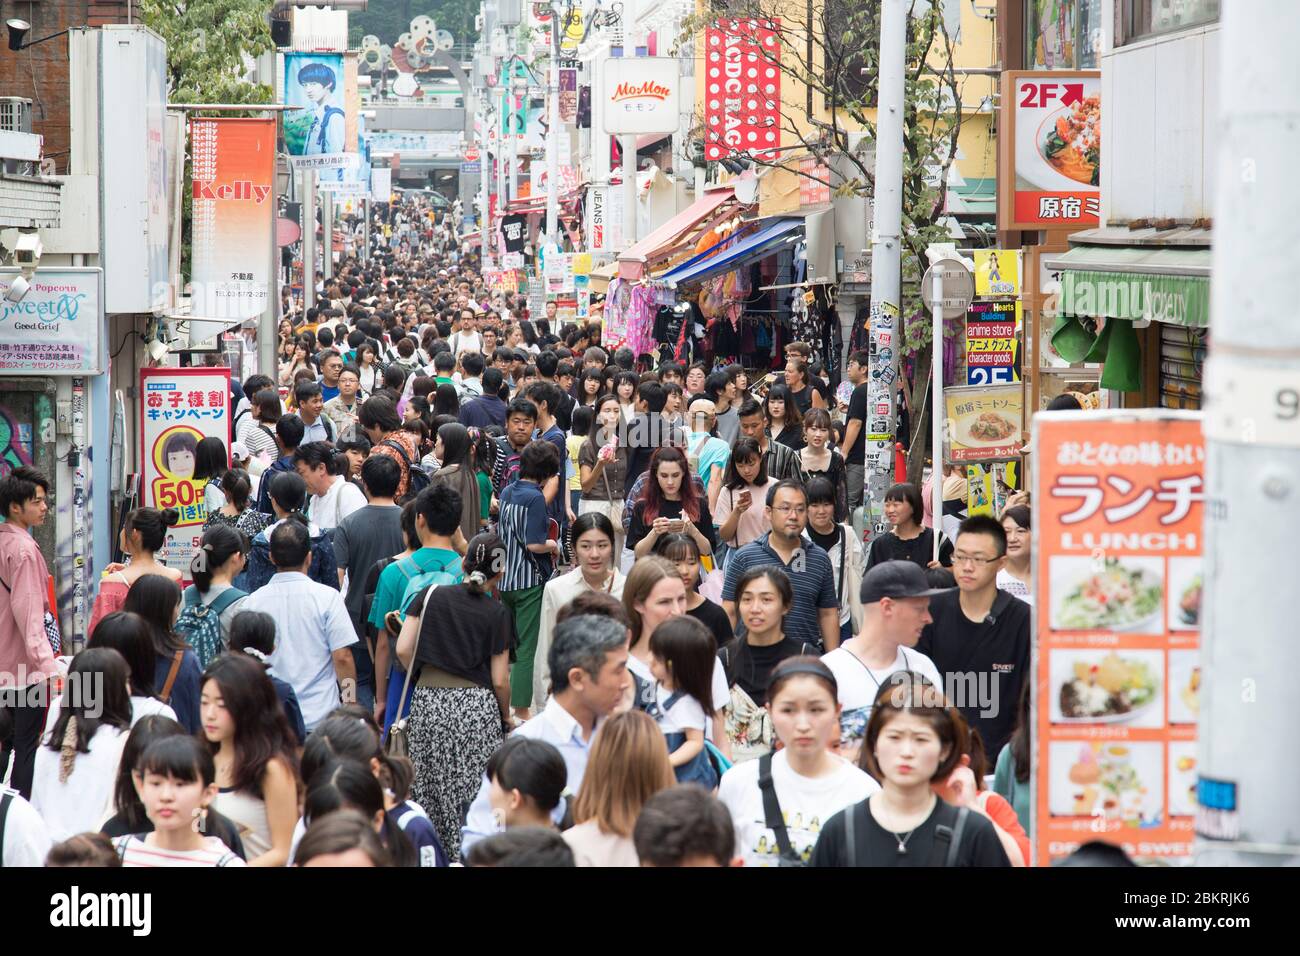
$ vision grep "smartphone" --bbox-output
[668,518,686,533]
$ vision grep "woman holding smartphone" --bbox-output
[627,447,716,559]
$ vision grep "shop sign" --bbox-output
[1034,413,1203,865]
[1000,71,1100,230]
[603,57,679,135]
[0,269,103,375]
[943,383,1024,462]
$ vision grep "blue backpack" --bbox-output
[176,585,247,668]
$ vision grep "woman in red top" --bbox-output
[88,508,183,638]
[938,703,1031,866]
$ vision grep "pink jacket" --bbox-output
[0,522,55,687]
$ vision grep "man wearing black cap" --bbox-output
[821,561,947,765]
[916,515,1031,758]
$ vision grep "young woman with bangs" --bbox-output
[651,532,733,648]
[716,656,878,866]
[810,674,1011,867]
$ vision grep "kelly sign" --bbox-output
[602,57,679,135]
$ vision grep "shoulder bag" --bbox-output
[757,753,805,867]
[385,584,438,758]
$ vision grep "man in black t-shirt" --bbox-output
[842,350,871,511]
[915,515,1030,758]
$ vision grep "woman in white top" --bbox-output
[31,648,134,842]
[997,505,1032,605]
[294,442,366,533]
[564,711,675,867]
[356,343,383,395]
[532,513,627,712]
[716,656,879,866]
[712,437,778,550]
[203,654,300,866]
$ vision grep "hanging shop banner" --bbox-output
[589,186,607,251]
[139,367,231,576]
[943,383,1024,463]
[501,214,528,255]
[974,249,1022,296]
[0,268,104,374]
[1033,412,1203,865]
[370,166,392,202]
[602,56,680,135]
[703,18,781,160]
[999,71,1100,231]
[965,301,1021,386]
[799,157,831,207]
[189,118,275,322]
[283,53,355,172]
[559,68,579,123]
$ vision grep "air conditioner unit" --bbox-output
[0,98,33,134]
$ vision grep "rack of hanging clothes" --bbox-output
[604,275,676,357]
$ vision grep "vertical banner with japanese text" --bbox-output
[1033,411,1203,866]
[703,18,781,160]
[190,118,275,321]
[140,368,231,578]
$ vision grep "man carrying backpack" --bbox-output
[367,485,464,734]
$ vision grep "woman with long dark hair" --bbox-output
[432,383,460,419]
[31,648,133,841]
[429,422,482,547]
[577,367,604,408]
[713,436,778,551]
[179,524,249,667]
[533,513,627,711]
[88,507,183,635]
[651,533,733,649]
[764,384,804,451]
[86,610,176,724]
[202,653,301,866]
[395,533,514,859]
[578,394,628,557]
[194,436,230,515]
[122,574,203,734]
[628,446,716,559]
[799,408,849,522]
[301,759,417,867]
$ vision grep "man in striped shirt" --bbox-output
[721,480,841,652]
[498,441,562,723]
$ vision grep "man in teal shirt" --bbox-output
[370,484,464,734]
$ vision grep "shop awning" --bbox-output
[662,217,804,287]
[1044,244,1211,328]
[617,186,737,281]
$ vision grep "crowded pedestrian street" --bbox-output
[0,1,1286,925]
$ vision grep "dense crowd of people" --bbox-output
[0,197,1037,868]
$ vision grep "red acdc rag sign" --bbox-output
[704,19,781,160]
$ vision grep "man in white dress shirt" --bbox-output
[241,521,357,731]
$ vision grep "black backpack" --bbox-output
[382,438,431,499]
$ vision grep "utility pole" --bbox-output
[862,0,907,542]
[546,3,561,247]
[1197,0,1300,866]
[321,191,334,281]
[302,170,316,311]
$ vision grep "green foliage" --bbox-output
[680,0,964,355]
[139,0,273,104]
[352,0,482,46]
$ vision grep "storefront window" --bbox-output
[1123,0,1220,44]
[1025,0,1103,70]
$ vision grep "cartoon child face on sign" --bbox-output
[159,429,200,479]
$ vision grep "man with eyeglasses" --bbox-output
[916,514,1031,758]
[720,480,841,652]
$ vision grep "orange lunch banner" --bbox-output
[1032,411,1203,866]
[190,118,276,322]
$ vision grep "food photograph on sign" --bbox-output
[944,384,1024,462]
[1166,556,1203,631]
[1048,740,1164,827]
[1007,71,1100,228]
[1048,555,1165,633]
[1049,648,1164,727]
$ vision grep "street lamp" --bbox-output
[5,18,78,52]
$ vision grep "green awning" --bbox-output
[1044,245,1211,328]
